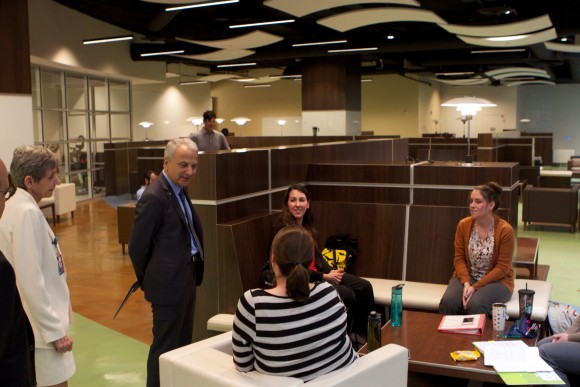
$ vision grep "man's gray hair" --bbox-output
[10,145,58,189]
[164,138,198,161]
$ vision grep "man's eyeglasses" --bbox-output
[2,185,16,201]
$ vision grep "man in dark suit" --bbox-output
[0,158,36,386]
[129,138,204,387]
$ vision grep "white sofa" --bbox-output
[160,331,408,387]
[207,278,552,335]
[39,183,76,223]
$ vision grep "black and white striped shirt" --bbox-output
[232,282,357,381]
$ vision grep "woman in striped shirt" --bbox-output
[232,225,357,381]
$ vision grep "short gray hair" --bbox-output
[10,145,58,189]
[164,138,198,161]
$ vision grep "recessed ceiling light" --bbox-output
[387,35,395,40]
[292,40,347,47]
[229,19,294,29]
[166,0,239,12]
[83,35,133,45]
[560,37,568,42]
[141,50,185,57]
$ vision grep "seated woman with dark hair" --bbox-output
[232,225,357,381]
[267,184,374,342]
[439,181,514,316]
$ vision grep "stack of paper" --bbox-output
[472,340,565,385]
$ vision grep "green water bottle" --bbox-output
[367,311,382,352]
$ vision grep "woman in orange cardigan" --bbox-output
[439,182,514,316]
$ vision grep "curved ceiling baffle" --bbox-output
[53,0,580,84]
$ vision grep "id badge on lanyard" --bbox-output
[50,232,65,275]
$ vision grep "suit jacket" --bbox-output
[129,174,204,306]
[0,189,73,350]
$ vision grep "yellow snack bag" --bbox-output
[450,349,481,362]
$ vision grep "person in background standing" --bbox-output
[189,110,230,151]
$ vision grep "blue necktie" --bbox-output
[179,189,202,259]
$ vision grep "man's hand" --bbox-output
[52,335,73,353]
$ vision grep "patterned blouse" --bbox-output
[468,223,495,281]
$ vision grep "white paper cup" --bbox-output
[492,303,507,331]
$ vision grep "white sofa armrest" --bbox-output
[308,344,408,387]
[54,183,76,217]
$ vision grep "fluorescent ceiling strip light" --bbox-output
[487,35,527,42]
[457,28,556,47]
[318,8,446,33]
[361,78,373,82]
[506,80,555,87]
[141,50,185,57]
[83,35,133,45]
[230,19,294,29]
[244,84,272,88]
[269,74,301,79]
[292,40,347,47]
[328,47,377,53]
[544,41,580,53]
[166,0,238,11]
[180,81,208,85]
[217,62,256,68]
[264,0,420,18]
[471,48,526,54]
[435,71,475,76]
[439,15,552,37]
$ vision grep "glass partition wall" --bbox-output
[31,67,132,200]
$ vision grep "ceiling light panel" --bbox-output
[439,15,552,37]
[264,0,420,18]
[83,35,133,45]
[165,0,238,11]
[292,40,347,47]
[457,28,556,47]
[318,8,447,33]
[177,31,282,50]
[175,49,254,61]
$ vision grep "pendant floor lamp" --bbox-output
[441,97,496,164]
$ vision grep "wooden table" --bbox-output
[360,310,538,385]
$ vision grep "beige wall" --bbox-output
[361,74,421,137]
[210,79,302,136]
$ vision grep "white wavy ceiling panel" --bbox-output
[457,28,556,47]
[318,8,446,32]
[177,31,283,49]
[174,49,254,61]
[439,15,552,37]
[544,42,580,53]
[264,0,420,18]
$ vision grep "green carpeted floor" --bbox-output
[68,314,148,386]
